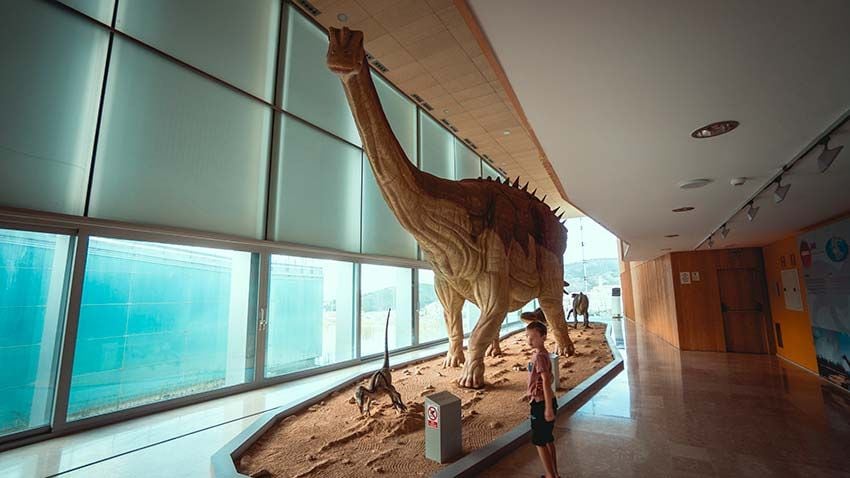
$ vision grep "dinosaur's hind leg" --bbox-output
[459,269,509,389]
[486,338,502,357]
[435,275,465,368]
[539,296,575,357]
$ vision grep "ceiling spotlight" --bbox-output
[678,179,712,189]
[708,236,715,248]
[720,224,730,239]
[730,177,747,186]
[337,13,349,22]
[773,177,790,203]
[746,202,759,222]
[691,120,740,139]
[817,137,843,173]
[672,206,695,213]
[664,234,679,238]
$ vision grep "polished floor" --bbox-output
[482,319,850,478]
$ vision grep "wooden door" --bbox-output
[718,268,768,354]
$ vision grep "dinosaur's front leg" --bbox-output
[539,297,575,356]
[434,275,465,368]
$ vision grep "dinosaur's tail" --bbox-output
[383,308,391,370]
[563,280,570,294]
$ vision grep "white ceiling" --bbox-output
[469,0,850,260]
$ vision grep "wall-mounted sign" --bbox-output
[679,271,691,285]
[691,271,701,282]
[799,216,850,393]
[780,268,803,312]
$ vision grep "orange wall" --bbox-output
[762,236,818,371]
[630,254,679,347]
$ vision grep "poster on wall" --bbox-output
[799,216,850,391]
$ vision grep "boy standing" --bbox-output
[526,321,560,478]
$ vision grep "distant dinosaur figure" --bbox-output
[567,292,590,328]
[327,27,575,388]
[354,310,406,416]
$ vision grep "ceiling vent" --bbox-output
[411,93,424,103]
[421,102,433,111]
[297,0,321,16]
[371,59,389,73]
[464,138,478,149]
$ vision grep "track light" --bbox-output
[773,177,790,203]
[720,224,729,239]
[817,137,843,173]
[746,202,759,222]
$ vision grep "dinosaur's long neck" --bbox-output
[340,61,427,231]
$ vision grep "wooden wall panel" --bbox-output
[630,254,679,347]
[619,241,635,320]
[670,248,771,352]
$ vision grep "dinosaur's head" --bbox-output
[327,27,365,79]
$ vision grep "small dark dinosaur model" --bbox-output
[567,292,590,329]
[354,309,407,416]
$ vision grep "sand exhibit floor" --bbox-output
[238,324,612,477]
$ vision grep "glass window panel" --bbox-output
[116,0,279,101]
[0,229,70,437]
[88,38,270,239]
[0,1,108,215]
[68,237,254,421]
[419,112,454,179]
[454,139,481,179]
[265,255,354,377]
[282,5,360,146]
[360,264,412,356]
[361,159,417,259]
[482,161,500,180]
[57,0,115,24]
[417,269,446,343]
[272,116,362,252]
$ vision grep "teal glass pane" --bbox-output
[420,112,454,179]
[88,38,271,239]
[482,161,500,180]
[417,269,446,343]
[360,264,412,356]
[57,0,115,24]
[68,237,254,421]
[282,5,360,146]
[361,157,417,259]
[265,255,354,377]
[374,74,417,162]
[272,116,362,252]
[454,139,481,179]
[0,229,70,437]
[116,0,279,101]
[0,1,108,215]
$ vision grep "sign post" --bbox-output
[424,391,461,463]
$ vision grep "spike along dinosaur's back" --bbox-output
[328,27,575,389]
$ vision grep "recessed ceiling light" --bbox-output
[442,108,450,114]
[337,13,348,22]
[678,179,712,190]
[503,130,511,136]
[691,120,739,139]
[664,234,679,238]
[672,207,694,212]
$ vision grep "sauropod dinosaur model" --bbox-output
[567,292,590,328]
[327,27,575,389]
[354,309,407,416]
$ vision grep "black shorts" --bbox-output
[529,398,557,446]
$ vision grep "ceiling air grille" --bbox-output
[464,138,478,149]
[297,0,320,16]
